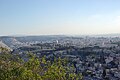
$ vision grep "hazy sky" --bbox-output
[0,0,120,35]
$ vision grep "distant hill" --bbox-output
[0,37,25,49]
[0,40,12,51]
[0,35,67,49]
[16,35,67,42]
[92,33,120,37]
[0,34,120,49]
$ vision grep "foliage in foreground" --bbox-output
[0,48,82,80]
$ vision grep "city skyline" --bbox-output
[0,0,120,36]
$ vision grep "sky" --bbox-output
[0,0,120,36]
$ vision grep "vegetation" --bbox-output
[0,47,82,80]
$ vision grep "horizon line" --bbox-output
[0,33,120,37]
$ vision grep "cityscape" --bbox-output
[0,35,120,79]
[1,0,120,80]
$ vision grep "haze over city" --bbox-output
[0,0,120,36]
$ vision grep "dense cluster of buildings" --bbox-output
[1,36,120,80]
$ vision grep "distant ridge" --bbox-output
[68,33,120,37]
[0,33,120,37]
[90,33,120,37]
[0,40,12,51]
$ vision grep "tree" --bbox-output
[0,47,82,80]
